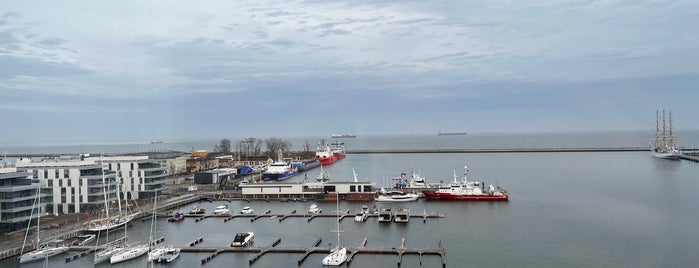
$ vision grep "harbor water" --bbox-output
[2,132,699,267]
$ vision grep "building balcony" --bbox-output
[139,166,167,173]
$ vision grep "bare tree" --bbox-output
[213,139,231,153]
[236,137,263,158]
[265,138,292,156]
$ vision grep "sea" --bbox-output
[2,131,699,268]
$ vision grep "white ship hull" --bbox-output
[110,244,149,264]
[19,246,69,263]
[321,246,347,266]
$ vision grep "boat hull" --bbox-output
[652,151,681,160]
[19,246,69,263]
[110,244,149,264]
[422,191,509,201]
[262,170,299,181]
[322,247,347,265]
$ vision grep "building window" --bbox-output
[55,169,59,178]
[130,163,134,170]
[109,163,112,170]
[64,169,69,178]
[117,163,120,170]
[349,185,356,192]
[79,179,83,187]
[59,180,63,187]
[33,170,38,179]
[48,180,53,187]
[44,170,48,179]
[67,180,71,187]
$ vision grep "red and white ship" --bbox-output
[422,165,509,201]
[315,141,346,165]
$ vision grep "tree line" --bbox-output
[213,137,292,156]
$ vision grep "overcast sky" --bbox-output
[1,0,697,143]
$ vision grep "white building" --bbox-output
[16,158,118,216]
[0,167,46,232]
[97,156,168,200]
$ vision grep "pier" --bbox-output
[183,237,446,267]
[191,210,444,223]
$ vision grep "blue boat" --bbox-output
[262,162,299,181]
[292,159,320,172]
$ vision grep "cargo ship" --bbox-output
[316,140,346,165]
[331,134,356,138]
[422,165,508,201]
[437,131,467,136]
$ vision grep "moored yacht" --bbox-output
[375,191,419,202]
[213,204,230,214]
[240,206,254,214]
[158,246,181,263]
[230,232,255,247]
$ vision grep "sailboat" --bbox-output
[321,192,347,266]
[651,109,682,159]
[19,188,69,263]
[85,158,135,234]
[109,188,150,264]
[94,165,126,264]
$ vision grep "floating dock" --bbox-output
[187,236,446,267]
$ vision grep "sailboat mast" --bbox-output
[668,110,675,146]
[655,109,660,148]
[662,109,668,149]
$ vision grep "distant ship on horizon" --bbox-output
[331,134,356,138]
[437,131,467,136]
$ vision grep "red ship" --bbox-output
[315,141,346,165]
[422,165,509,201]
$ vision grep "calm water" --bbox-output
[2,133,699,267]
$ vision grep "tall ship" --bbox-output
[651,109,681,160]
[331,134,356,138]
[422,165,509,201]
[316,140,346,165]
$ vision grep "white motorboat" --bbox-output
[213,204,230,214]
[394,208,410,223]
[375,191,419,202]
[158,247,181,263]
[230,232,255,247]
[308,203,322,214]
[72,234,96,246]
[240,206,254,214]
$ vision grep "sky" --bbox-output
[1,0,698,144]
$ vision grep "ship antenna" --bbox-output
[352,168,358,183]
[463,165,469,184]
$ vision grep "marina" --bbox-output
[2,133,699,267]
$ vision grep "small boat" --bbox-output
[213,205,230,215]
[421,165,509,201]
[168,212,185,222]
[158,246,181,263]
[240,206,254,214]
[72,234,96,246]
[378,208,393,223]
[394,208,410,223]
[354,205,369,222]
[230,232,255,247]
[375,191,419,202]
[189,206,206,214]
[308,203,322,214]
